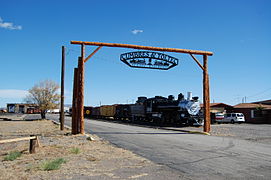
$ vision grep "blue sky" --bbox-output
[0,0,270,108]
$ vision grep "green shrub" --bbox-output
[70,147,80,154]
[4,151,22,161]
[41,158,67,171]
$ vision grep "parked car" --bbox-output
[216,113,245,124]
[214,113,224,122]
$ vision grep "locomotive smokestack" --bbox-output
[178,93,184,101]
[187,92,192,100]
[168,95,174,101]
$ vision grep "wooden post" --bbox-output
[60,46,65,131]
[29,135,37,154]
[203,55,211,133]
[77,45,85,134]
[72,67,78,134]
[77,60,81,133]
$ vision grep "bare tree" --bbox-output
[26,80,60,119]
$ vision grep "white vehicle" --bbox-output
[217,113,245,124]
[47,109,60,113]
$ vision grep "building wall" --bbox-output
[234,108,270,124]
[7,104,16,113]
[210,107,225,113]
[267,110,271,124]
[7,104,38,114]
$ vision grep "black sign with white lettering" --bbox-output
[120,51,179,70]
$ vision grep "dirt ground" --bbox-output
[0,114,184,180]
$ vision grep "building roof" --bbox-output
[200,103,233,108]
[7,103,37,106]
[252,99,271,105]
[234,103,271,110]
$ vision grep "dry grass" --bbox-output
[70,147,80,154]
[0,118,160,180]
[40,158,67,171]
[4,151,22,161]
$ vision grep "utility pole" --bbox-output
[60,46,65,130]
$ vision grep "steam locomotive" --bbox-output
[82,92,203,126]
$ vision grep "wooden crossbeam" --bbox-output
[71,41,213,56]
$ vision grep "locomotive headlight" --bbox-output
[181,113,185,117]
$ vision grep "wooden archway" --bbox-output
[70,41,213,134]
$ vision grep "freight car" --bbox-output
[100,105,117,119]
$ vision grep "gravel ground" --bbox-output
[163,123,271,144]
[211,123,271,144]
[0,114,185,180]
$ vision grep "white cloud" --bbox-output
[0,89,29,98]
[0,17,22,30]
[131,29,143,35]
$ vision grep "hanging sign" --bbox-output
[120,51,179,70]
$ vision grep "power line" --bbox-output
[246,87,271,98]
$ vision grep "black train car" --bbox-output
[115,104,131,121]
[84,106,93,118]
[130,97,147,122]
[130,104,145,121]
[92,107,101,119]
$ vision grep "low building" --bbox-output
[7,103,40,114]
[233,103,271,124]
[7,103,25,113]
[201,103,233,124]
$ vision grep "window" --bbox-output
[226,114,231,117]
[232,114,237,117]
[253,110,263,118]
